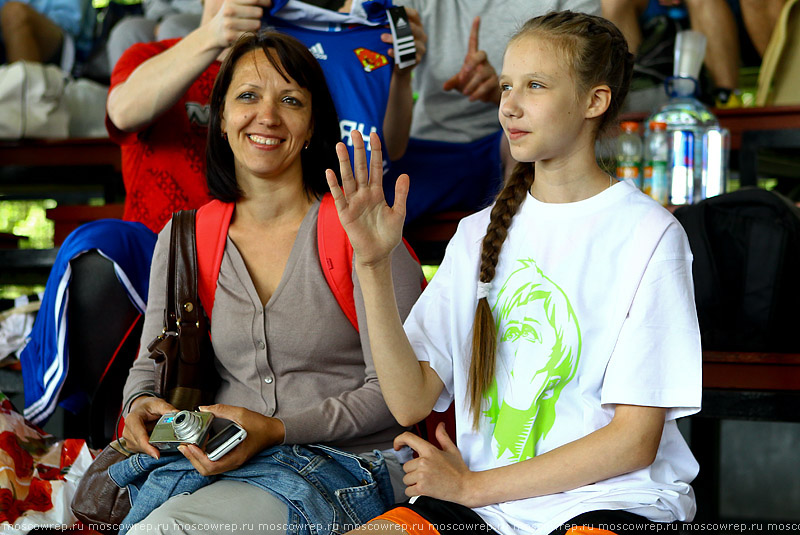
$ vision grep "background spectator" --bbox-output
[602,0,786,107]
[0,0,95,72]
[105,0,203,74]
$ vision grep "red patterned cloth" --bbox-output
[0,393,94,533]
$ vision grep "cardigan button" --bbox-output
[264,377,273,384]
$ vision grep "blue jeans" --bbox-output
[109,444,394,535]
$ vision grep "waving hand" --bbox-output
[325,131,410,266]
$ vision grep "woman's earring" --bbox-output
[222,132,228,140]
[303,140,310,150]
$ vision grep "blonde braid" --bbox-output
[467,163,535,428]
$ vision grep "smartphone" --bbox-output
[205,421,247,461]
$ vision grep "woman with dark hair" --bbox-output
[116,31,426,535]
[204,30,342,203]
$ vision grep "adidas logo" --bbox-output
[309,42,327,61]
[396,17,407,28]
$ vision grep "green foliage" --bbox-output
[422,265,439,282]
[0,200,56,249]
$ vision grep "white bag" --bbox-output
[0,60,70,139]
[64,77,110,138]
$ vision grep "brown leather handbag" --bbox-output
[71,210,218,532]
[148,209,219,410]
[70,438,133,533]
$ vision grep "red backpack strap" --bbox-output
[317,194,428,333]
[195,199,235,322]
[402,237,428,290]
[318,193,358,331]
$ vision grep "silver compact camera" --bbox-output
[149,410,214,453]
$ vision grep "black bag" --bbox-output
[674,188,800,352]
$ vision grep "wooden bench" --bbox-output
[692,351,800,523]
[46,203,125,246]
[620,104,800,151]
[0,137,121,171]
[0,137,123,203]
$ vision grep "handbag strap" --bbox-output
[167,210,206,365]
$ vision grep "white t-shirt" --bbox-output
[404,181,702,535]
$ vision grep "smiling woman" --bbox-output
[206,32,341,204]
[116,31,427,535]
[220,48,313,187]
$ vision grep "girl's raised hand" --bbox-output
[325,131,409,267]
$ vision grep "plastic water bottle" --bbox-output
[647,29,728,204]
[616,121,643,188]
[644,121,669,205]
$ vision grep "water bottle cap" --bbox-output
[620,121,640,132]
[649,121,667,131]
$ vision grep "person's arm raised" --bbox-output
[381,7,426,161]
[107,0,270,133]
[325,131,443,427]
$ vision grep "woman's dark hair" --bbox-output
[466,11,634,429]
[206,31,341,202]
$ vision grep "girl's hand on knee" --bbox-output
[325,130,409,268]
[394,423,476,506]
[179,404,285,476]
[122,396,176,459]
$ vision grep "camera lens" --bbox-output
[172,410,203,442]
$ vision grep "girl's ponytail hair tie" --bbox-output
[477,281,492,300]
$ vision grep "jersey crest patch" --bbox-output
[353,48,388,72]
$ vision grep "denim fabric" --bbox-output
[108,444,393,535]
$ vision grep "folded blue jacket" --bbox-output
[109,444,394,535]
[21,219,156,425]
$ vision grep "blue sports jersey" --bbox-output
[264,0,395,167]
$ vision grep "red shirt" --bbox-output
[107,39,220,233]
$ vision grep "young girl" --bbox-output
[325,10,702,535]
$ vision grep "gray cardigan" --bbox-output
[122,200,426,453]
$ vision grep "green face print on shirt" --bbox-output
[484,258,582,462]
